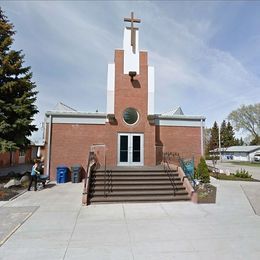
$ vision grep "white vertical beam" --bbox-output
[148,66,155,115]
[200,119,204,156]
[106,64,115,114]
[46,114,52,178]
[123,28,140,74]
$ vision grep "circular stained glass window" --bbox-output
[123,108,139,125]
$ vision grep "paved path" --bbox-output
[0,179,260,259]
[207,160,260,180]
[0,206,38,246]
[241,183,260,216]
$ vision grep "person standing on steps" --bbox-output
[28,160,40,191]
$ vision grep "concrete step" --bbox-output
[92,180,184,186]
[90,190,188,197]
[92,175,180,181]
[90,194,190,203]
[95,168,171,173]
[88,166,189,204]
[93,171,177,176]
[91,185,186,191]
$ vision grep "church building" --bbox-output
[44,13,205,180]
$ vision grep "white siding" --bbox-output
[148,66,155,115]
[106,63,115,114]
[123,28,140,74]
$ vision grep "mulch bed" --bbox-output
[0,177,27,201]
[195,183,217,204]
[0,188,20,201]
[210,172,259,182]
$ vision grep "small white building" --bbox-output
[211,146,260,162]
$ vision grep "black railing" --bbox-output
[104,170,112,197]
[163,152,176,196]
[162,152,196,188]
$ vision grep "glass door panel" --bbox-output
[132,135,141,162]
[118,133,143,166]
[119,135,128,162]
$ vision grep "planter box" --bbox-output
[196,184,217,204]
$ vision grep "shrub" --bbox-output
[205,154,220,161]
[234,169,252,178]
[197,157,210,183]
[194,167,198,179]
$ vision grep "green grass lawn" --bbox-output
[231,161,260,167]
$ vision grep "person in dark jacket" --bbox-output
[28,160,40,191]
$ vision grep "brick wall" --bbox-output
[157,125,202,166]
[45,49,203,180]
[48,124,106,180]
[0,148,32,167]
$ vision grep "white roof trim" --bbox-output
[157,114,206,121]
[45,111,107,118]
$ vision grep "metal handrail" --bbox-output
[163,153,176,196]
[104,170,112,197]
[162,152,196,187]
[82,151,97,205]
[179,157,196,187]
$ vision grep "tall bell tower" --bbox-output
[105,12,156,166]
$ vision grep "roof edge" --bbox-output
[45,111,107,118]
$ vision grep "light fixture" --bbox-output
[129,71,136,81]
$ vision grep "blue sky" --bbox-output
[1,1,260,141]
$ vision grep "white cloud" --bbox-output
[1,1,260,141]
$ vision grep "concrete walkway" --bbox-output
[0,179,260,259]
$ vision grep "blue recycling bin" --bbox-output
[56,165,69,183]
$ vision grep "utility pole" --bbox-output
[218,123,222,162]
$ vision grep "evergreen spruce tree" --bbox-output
[219,120,237,147]
[239,137,244,146]
[226,121,237,147]
[197,157,210,183]
[220,120,228,147]
[208,121,219,151]
[0,8,38,158]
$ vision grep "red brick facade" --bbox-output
[0,149,32,167]
[156,126,202,165]
[45,50,204,180]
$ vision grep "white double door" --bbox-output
[118,133,144,166]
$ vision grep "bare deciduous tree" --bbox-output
[228,103,260,144]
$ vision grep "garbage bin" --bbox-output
[56,165,69,183]
[71,164,82,183]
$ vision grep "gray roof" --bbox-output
[226,146,260,153]
[161,106,184,116]
[52,102,77,112]
[212,146,260,153]
[46,102,106,118]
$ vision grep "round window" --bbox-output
[123,108,139,125]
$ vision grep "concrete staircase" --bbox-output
[88,166,190,204]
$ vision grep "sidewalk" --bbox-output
[0,179,260,259]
